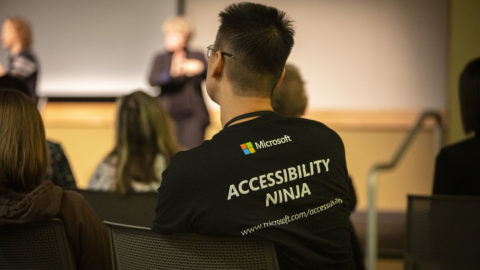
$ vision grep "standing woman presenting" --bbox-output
[0,16,39,99]
[148,17,209,149]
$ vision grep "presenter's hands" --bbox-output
[170,50,186,77]
[183,59,204,77]
[170,50,204,78]
[0,64,4,76]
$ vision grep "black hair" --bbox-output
[459,57,480,135]
[214,2,294,96]
[0,75,31,97]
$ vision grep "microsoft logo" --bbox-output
[240,142,256,155]
[240,135,292,155]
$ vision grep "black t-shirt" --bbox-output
[152,112,355,269]
[433,135,480,195]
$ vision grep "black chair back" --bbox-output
[350,210,405,258]
[105,221,280,270]
[0,218,76,270]
[405,195,480,270]
[78,190,157,227]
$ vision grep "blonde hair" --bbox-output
[0,90,48,193]
[110,91,179,194]
[162,16,194,39]
[6,16,33,49]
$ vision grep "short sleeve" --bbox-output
[10,55,37,78]
[152,153,198,233]
[88,159,116,191]
[432,148,458,195]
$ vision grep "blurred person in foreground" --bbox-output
[433,57,480,195]
[0,90,110,269]
[271,63,308,118]
[89,90,179,193]
[148,16,209,149]
[0,75,77,189]
[152,3,355,269]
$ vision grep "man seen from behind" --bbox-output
[152,2,355,269]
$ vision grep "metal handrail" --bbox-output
[366,111,443,270]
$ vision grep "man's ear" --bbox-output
[275,67,286,89]
[210,51,225,78]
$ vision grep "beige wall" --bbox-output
[43,103,116,189]
[40,0,472,214]
[0,0,177,97]
[187,0,447,111]
[341,129,435,210]
[44,104,437,211]
[447,0,480,143]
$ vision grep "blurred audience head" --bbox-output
[0,90,48,193]
[1,16,32,51]
[0,74,31,97]
[113,90,179,193]
[272,64,308,117]
[459,57,480,135]
[163,16,194,51]
[211,2,294,97]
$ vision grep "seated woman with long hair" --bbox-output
[0,90,110,269]
[89,90,179,193]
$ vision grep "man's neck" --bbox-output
[220,96,273,128]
